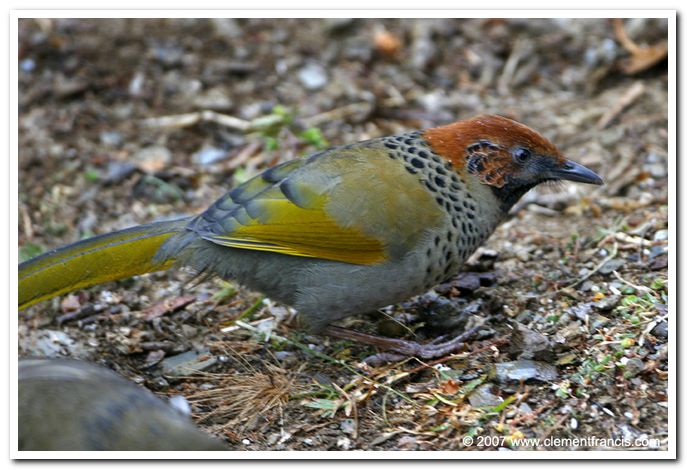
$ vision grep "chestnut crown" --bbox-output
[424,114,602,206]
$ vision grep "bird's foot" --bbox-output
[323,323,483,365]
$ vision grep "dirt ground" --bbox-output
[17,18,669,451]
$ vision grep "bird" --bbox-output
[19,114,603,358]
[18,358,228,451]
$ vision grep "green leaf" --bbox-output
[298,127,329,149]
[83,170,100,182]
[211,282,237,303]
[489,394,516,413]
[264,136,279,151]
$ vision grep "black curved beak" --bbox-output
[551,160,604,185]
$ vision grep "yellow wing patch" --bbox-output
[197,160,387,265]
[202,201,385,265]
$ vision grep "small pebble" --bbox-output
[594,295,620,311]
[340,419,356,435]
[159,350,217,377]
[298,63,328,90]
[168,395,192,416]
[274,350,295,362]
[133,146,172,173]
[104,161,137,184]
[623,358,645,378]
[651,321,668,339]
[653,229,668,241]
[99,131,123,147]
[599,258,626,275]
[336,437,351,450]
[468,384,503,408]
[129,72,145,96]
[649,245,667,259]
[491,359,558,383]
[151,45,184,66]
[20,58,36,73]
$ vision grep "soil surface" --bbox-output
[18,18,669,451]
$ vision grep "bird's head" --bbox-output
[424,114,603,208]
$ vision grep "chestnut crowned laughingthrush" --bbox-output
[18,358,227,451]
[19,115,603,357]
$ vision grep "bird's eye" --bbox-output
[512,147,532,164]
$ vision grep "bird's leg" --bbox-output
[322,323,482,360]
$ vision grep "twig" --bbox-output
[536,412,569,444]
[612,270,652,295]
[224,141,262,171]
[612,232,654,248]
[597,82,646,129]
[566,242,618,288]
[19,202,33,240]
[498,38,532,96]
[301,102,373,128]
[333,383,359,440]
[141,110,252,132]
[612,18,668,75]
[612,18,641,54]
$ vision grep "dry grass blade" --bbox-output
[186,364,304,436]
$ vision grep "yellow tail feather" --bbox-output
[19,219,188,310]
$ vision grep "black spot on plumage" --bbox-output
[436,166,447,176]
[434,236,440,246]
[384,142,399,150]
[435,196,445,207]
[467,212,475,220]
[405,166,418,175]
[410,158,425,169]
[467,155,485,174]
[418,150,429,158]
[407,147,417,154]
[434,175,446,188]
[447,193,458,202]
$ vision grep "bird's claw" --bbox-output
[324,324,483,365]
